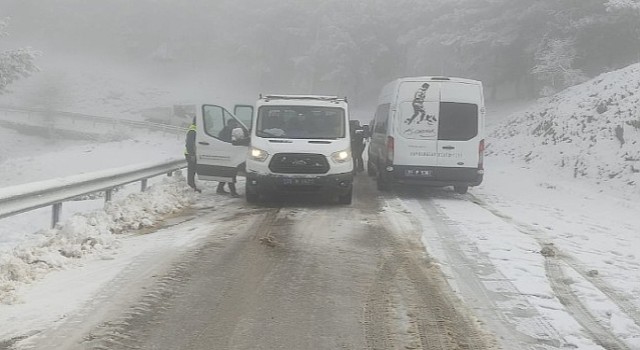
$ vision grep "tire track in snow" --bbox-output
[361,179,493,350]
[392,195,563,350]
[469,194,635,350]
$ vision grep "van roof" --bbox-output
[394,76,482,85]
[257,94,348,108]
[260,94,347,102]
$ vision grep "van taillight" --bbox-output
[387,136,395,163]
[478,139,485,170]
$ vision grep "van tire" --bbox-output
[453,185,468,194]
[337,188,353,205]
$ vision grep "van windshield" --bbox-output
[256,106,345,139]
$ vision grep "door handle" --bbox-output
[442,146,455,150]
[198,142,210,145]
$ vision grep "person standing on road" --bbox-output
[184,117,202,193]
[216,119,241,197]
[350,120,365,173]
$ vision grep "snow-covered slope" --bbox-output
[489,63,640,194]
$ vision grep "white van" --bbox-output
[367,77,485,194]
[245,95,354,204]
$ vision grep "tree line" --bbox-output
[2,0,639,103]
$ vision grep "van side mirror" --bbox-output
[230,127,250,146]
[232,137,250,146]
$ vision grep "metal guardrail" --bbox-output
[0,159,187,228]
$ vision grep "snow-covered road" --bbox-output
[1,154,639,349]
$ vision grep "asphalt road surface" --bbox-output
[20,176,495,350]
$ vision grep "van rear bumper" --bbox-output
[246,172,353,196]
[387,165,483,187]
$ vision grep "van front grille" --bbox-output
[269,153,330,174]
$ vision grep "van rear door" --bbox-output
[196,104,248,182]
[436,82,483,168]
[393,81,441,168]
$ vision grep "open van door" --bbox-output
[196,104,249,182]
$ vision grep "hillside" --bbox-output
[489,63,640,194]
[0,53,257,119]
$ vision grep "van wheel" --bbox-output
[453,185,468,194]
[377,168,391,191]
[367,160,376,177]
[337,188,353,205]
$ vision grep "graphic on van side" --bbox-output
[397,82,440,140]
[405,83,437,125]
[398,101,438,140]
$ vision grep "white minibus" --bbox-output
[367,76,485,194]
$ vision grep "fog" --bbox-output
[2,0,639,115]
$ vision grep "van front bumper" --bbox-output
[386,165,483,187]
[246,172,354,196]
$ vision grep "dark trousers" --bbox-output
[217,182,237,193]
[185,155,197,189]
[352,144,365,172]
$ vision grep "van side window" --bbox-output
[437,102,478,141]
[203,105,242,142]
[373,103,390,134]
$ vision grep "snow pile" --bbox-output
[0,174,194,304]
[489,63,640,193]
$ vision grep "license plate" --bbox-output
[405,169,433,177]
[281,177,316,185]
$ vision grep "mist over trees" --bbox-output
[1,0,639,104]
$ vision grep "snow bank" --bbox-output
[0,174,194,304]
[489,63,640,194]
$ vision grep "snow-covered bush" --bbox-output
[0,175,195,304]
[0,18,39,95]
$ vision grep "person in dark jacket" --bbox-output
[216,119,240,197]
[184,118,202,193]
[350,120,365,173]
[218,119,239,143]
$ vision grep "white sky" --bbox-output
[1,61,639,349]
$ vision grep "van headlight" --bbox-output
[331,149,352,163]
[249,147,269,162]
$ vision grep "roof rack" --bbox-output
[259,94,347,103]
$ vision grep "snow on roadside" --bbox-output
[489,62,640,197]
[472,157,640,348]
[0,174,195,304]
[0,128,184,188]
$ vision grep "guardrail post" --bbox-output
[105,189,113,203]
[141,179,148,192]
[52,203,62,228]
